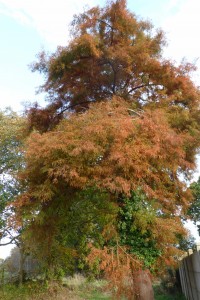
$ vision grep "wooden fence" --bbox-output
[179,248,200,300]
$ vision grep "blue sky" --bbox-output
[0,0,200,257]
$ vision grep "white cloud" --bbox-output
[0,0,199,59]
[159,0,200,85]
[0,6,31,25]
[162,0,200,62]
[0,0,198,62]
[0,0,105,48]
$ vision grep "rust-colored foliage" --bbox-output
[13,0,200,296]
[20,98,196,209]
[15,97,196,271]
[87,243,152,300]
[29,0,200,132]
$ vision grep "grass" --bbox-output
[0,276,186,300]
[154,283,186,300]
[0,276,112,300]
[0,282,46,300]
[155,295,186,300]
[62,274,111,299]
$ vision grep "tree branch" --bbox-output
[96,19,115,31]
[57,100,94,116]
[127,83,156,94]
[0,235,20,246]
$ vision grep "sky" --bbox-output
[0,0,200,258]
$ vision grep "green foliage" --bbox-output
[0,108,26,175]
[118,190,161,269]
[57,188,117,274]
[176,233,196,251]
[0,109,26,240]
[23,187,117,275]
[188,177,200,228]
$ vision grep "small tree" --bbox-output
[0,109,27,285]
[188,177,200,235]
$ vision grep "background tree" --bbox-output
[0,109,27,285]
[188,177,200,235]
[0,109,26,244]
[176,233,196,252]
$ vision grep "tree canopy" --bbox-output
[29,0,200,134]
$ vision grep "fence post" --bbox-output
[188,249,193,255]
[196,242,200,251]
